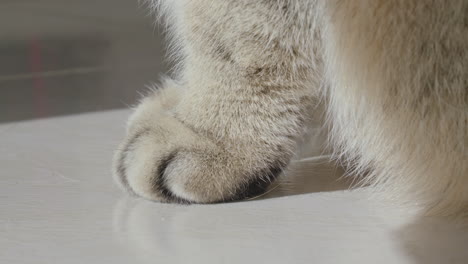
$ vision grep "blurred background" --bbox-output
[0,0,167,123]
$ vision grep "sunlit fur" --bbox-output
[114,0,468,215]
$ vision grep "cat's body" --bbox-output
[114,0,468,215]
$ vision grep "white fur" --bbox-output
[114,0,468,215]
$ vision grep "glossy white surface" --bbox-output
[1,110,468,264]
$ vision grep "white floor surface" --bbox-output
[1,110,468,264]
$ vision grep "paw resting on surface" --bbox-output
[113,83,289,204]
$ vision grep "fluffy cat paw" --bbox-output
[113,83,287,203]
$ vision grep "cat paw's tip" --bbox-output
[113,135,284,204]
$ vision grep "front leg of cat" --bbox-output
[113,1,320,203]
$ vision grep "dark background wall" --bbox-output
[0,0,168,122]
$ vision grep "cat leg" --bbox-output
[323,0,468,215]
[113,0,321,203]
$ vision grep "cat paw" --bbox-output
[113,83,286,203]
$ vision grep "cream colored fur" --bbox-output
[114,0,468,215]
